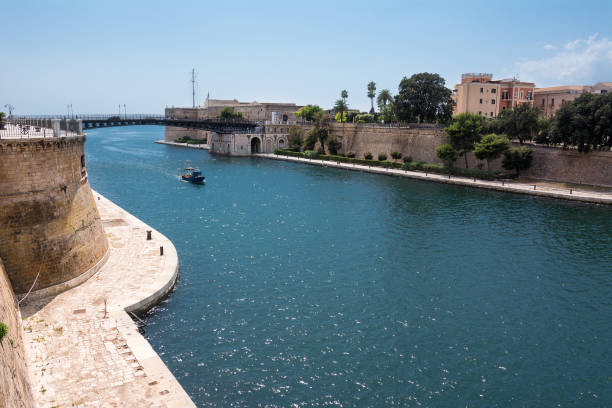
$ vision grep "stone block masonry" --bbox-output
[0,258,35,408]
[20,192,195,408]
[0,136,109,295]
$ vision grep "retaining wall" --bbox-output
[328,123,612,187]
[0,137,109,295]
[0,258,35,408]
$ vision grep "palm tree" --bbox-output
[367,82,376,113]
[312,111,329,153]
[377,89,393,110]
[341,90,348,104]
[334,99,348,123]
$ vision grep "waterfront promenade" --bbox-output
[155,140,210,150]
[20,193,195,408]
[260,153,612,205]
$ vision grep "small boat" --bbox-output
[181,161,205,184]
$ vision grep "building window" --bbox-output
[541,99,545,106]
[479,98,483,104]
[502,106,506,110]
[491,112,494,117]
[502,91,509,100]
[551,98,555,106]
[527,91,533,100]
[520,91,524,99]
[480,87,483,93]
[478,111,482,115]
[491,99,496,104]
[491,89,496,94]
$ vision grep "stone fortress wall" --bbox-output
[0,137,109,296]
[328,123,612,188]
[0,258,35,408]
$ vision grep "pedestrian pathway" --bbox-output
[260,154,612,205]
[20,192,195,408]
[155,140,209,150]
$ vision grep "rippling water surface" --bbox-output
[85,126,612,407]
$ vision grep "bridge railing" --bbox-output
[12,114,166,121]
[1,118,82,139]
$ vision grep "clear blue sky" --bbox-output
[2,0,611,115]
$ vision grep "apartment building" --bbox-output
[534,82,612,117]
[453,73,535,118]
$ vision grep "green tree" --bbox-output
[288,125,304,151]
[446,112,485,168]
[498,104,541,144]
[0,112,6,130]
[341,89,348,103]
[552,92,612,151]
[435,144,459,168]
[295,104,323,122]
[219,107,242,120]
[367,81,376,113]
[394,73,453,123]
[473,134,510,170]
[355,113,375,123]
[334,99,348,123]
[502,146,534,177]
[327,136,341,155]
[390,151,402,160]
[306,111,329,153]
[377,89,393,111]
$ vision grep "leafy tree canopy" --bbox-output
[446,112,485,168]
[551,92,612,151]
[474,133,510,170]
[497,104,540,144]
[502,146,534,176]
[435,144,459,167]
[219,107,243,120]
[394,72,453,123]
[295,105,323,122]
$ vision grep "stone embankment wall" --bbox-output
[0,137,109,295]
[328,123,612,187]
[164,126,210,142]
[330,123,446,164]
[0,258,35,408]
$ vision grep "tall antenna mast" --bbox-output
[191,68,196,108]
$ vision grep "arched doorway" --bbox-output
[278,139,285,149]
[250,137,261,154]
[265,139,272,153]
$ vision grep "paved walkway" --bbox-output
[261,154,612,205]
[20,192,195,408]
[154,140,209,150]
[0,123,73,139]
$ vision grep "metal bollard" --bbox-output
[160,246,164,256]
[570,188,572,194]
[533,185,537,190]
[502,181,505,186]
[147,230,152,240]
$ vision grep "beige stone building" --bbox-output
[453,73,535,118]
[165,96,303,123]
[534,82,612,117]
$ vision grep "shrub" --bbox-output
[403,156,413,163]
[435,144,459,167]
[347,152,356,158]
[381,160,394,168]
[0,322,7,343]
[390,151,402,160]
[378,153,387,161]
[364,152,373,160]
[304,150,318,158]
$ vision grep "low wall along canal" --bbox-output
[80,125,612,407]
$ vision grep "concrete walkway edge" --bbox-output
[261,154,612,205]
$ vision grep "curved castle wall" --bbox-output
[0,136,108,295]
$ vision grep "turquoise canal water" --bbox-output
[85,126,612,407]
